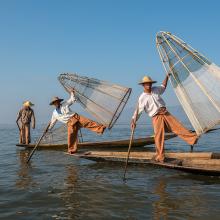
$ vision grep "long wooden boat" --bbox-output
[16,133,176,150]
[80,150,220,176]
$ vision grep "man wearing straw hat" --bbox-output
[48,89,106,154]
[131,75,198,163]
[16,101,36,145]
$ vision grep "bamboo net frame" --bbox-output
[156,31,220,136]
[58,73,132,129]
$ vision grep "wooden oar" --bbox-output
[26,122,50,164]
[123,104,139,181]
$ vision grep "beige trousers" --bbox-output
[19,123,31,144]
[67,114,105,153]
[152,110,198,161]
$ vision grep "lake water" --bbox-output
[0,123,220,220]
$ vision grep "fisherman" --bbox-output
[16,101,36,145]
[48,89,106,154]
[131,75,198,163]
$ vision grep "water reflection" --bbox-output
[65,165,78,191]
[15,150,37,189]
[58,165,81,219]
[153,178,179,220]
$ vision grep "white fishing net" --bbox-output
[156,31,220,136]
[36,73,132,146]
[58,73,132,129]
[40,124,68,145]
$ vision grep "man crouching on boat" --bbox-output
[131,75,198,163]
[48,89,106,154]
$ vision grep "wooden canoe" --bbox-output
[16,133,176,150]
[80,150,220,176]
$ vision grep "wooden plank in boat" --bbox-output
[81,151,213,160]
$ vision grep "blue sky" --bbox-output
[0,0,220,124]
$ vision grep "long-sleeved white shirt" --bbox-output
[49,92,76,130]
[132,85,166,120]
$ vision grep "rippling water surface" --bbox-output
[0,123,220,220]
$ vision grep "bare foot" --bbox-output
[151,155,159,162]
[68,150,77,155]
[156,155,165,163]
[157,159,165,163]
[98,125,106,135]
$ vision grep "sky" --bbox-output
[0,0,220,124]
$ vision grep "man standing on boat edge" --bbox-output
[48,89,106,154]
[16,101,36,145]
[131,75,198,163]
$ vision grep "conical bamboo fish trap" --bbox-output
[156,31,220,136]
[58,73,132,129]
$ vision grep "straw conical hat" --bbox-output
[50,97,64,105]
[23,101,34,107]
[138,76,157,85]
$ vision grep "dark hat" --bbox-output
[49,97,64,105]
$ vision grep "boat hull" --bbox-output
[80,151,220,176]
[16,133,176,150]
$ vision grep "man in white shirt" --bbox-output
[48,89,106,154]
[131,75,198,162]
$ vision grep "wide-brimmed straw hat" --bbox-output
[23,101,34,107]
[50,97,64,105]
[138,76,157,85]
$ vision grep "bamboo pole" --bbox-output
[123,103,139,181]
[123,126,136,181]
[26,122,51,164]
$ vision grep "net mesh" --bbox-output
[40,124,68,145]
[58,73,132,129]
[156,31,220,136]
